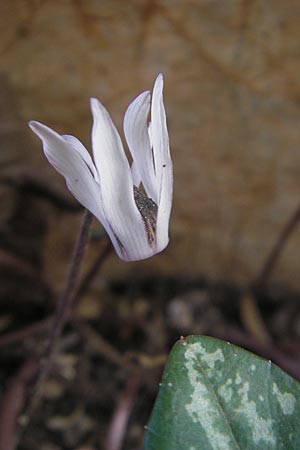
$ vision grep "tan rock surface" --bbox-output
[1,0,300,288]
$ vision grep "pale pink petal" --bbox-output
[124,90,157,202]
[150,74,173,250]
[29,121,104,223]
[90,98,151,260]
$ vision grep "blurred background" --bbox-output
[2,0,300,285]
[1,1,300,449]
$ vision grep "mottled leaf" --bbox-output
[145,335,300,450]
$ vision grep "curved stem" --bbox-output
[25,210,93,417]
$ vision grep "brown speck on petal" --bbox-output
[133,186,158,247]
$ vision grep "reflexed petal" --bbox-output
[150,74,173,250]
[29,73,173,262]
[90,98,151,260]
[28,121,104,222]
[124,90,157,202]
[131,161,142,187]
[148,122,153,149]
[151,73,172,203]
[156,159,173,251]
[90,98,130,177]
[63,134,100,183]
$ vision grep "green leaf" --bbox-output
[145,335,300,450]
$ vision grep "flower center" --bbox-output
[133,186,158,247]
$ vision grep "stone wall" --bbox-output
[1,0,300,288]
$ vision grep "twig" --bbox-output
[0,358,39,450]
[75,319,133,370]
[76,319,167,372]
[0,317,52,350]
[0,249,52,300]
[0,239,112,350]
[253,203,300,289]
[104,371,142,450]
[0,249,39,278]
[214,329,300,380]
[241,203,300,346]
[0,169,81,211]
[239,292,272,343]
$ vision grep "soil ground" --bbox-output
[1,261,300,450]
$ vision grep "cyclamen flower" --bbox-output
[29,74,173,261]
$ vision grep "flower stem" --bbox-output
[49,209,93,339]
[26,210,93,416]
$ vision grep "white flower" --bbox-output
[29,74,173,261]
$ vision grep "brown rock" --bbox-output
[1,1,300,288]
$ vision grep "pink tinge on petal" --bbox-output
[124,90,157,202]
[90,98,152,260]
[28,121,105,223]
